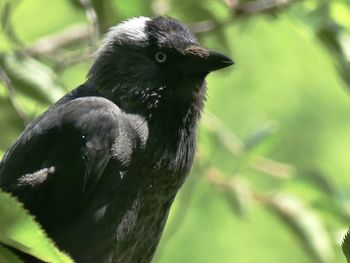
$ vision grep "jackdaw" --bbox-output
[0,16,233,262]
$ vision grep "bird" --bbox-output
[0,16,233,263]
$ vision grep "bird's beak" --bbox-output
[179,45,234,74]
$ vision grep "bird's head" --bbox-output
[87,16,233,118]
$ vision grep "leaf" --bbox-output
[330,1,350,30]
[0,52,65,104]
[342,228,350,263]
[0,190,74,263]
[244,121,278,151]
[0,244,23,263]
[299,170,338,196]
[267,193,333,263]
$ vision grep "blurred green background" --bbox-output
[1,0,350,262]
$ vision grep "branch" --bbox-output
[191,0,301,34]
[79,0,100,48]
[52,48,94,72]
[0,68,30,125]
[234,0,301,16]
[26,24,91,56]
[190,19,233,35]
[1,0,24,47]
[202,112,294,179]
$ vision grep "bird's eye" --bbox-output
[155,51,167,63]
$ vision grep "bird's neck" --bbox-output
[145,82,206,188]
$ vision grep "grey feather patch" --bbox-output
[115,198,139,241]
[17,166,55,187]
[98,16,151,54]
[94,204,108,222]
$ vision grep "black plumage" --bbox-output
[0,16,233,262]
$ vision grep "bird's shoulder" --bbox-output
[18,94,147,147]
[0,93,149,188]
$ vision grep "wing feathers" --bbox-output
[0,96,148,229]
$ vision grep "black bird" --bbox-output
[0,16,233,262]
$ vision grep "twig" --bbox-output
[190,19,233,35]
[206,167,267,205]
[191,0,301,34]
[251,156,294,179]
[79,0,99,48]
[1,0,24,47]
[202,111,245,156]
[26,24,91,56]
[0,68,30,126]
[234,0,301,16]
[202,111,294,179]
[52,48,94,72]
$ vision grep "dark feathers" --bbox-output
[0,16,233,262]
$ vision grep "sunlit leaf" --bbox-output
[0,190,74,263]
[342,227,350,262]
[330,1,350,30]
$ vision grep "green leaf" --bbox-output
[0,190,74,263]
[0,244,23,263]
[330,1,350,30]
[244,122,278,151]
[342,228,350,262]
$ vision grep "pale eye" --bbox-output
[155,51,167,63]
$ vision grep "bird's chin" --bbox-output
[193,71,209,77]
[185,74,207,94]
[188,72,209,82]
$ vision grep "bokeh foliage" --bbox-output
[1,0,350,262]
